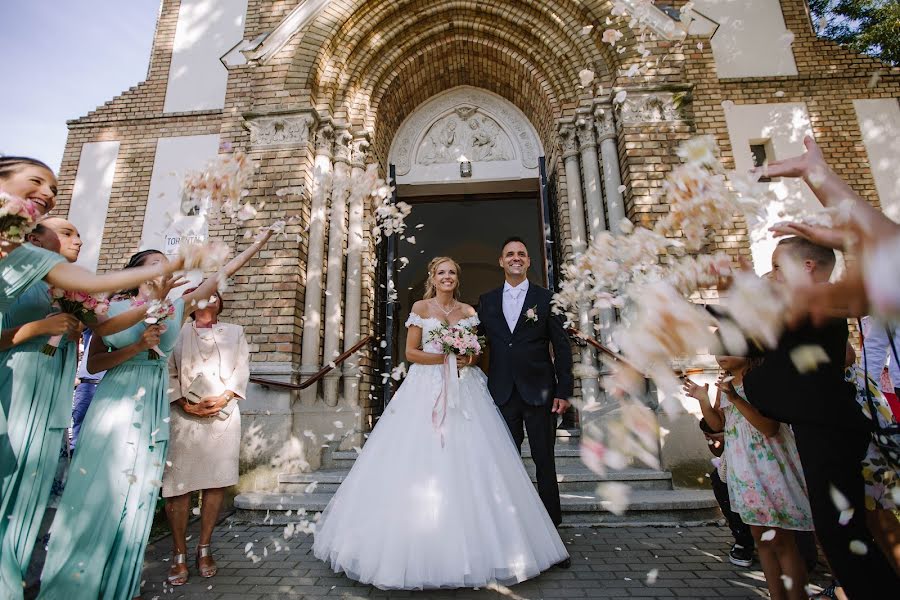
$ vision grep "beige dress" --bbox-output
[162,321,249,498]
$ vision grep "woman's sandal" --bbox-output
[166,552,189,586]
[196,544,218,578]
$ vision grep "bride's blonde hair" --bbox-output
[423,256,461,300]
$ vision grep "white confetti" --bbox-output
[646,568,658,584]
[760,529,776,542]
[849,540,868,555]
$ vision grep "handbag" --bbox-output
[185,372,219,404]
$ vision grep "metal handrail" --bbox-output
[567,327,705,378]
[249,335,373,391]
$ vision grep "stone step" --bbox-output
[278,465,673,493]
[233,488,719,527]
[325,436,584,469]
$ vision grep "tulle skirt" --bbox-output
[313,363,568,590]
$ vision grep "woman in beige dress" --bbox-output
[162,290,249,585]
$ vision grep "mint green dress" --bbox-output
[39,298,184,600]
[1,244,66,474]
[0,282,77,600]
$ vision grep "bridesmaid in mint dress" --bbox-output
[39,234,272,600]
[0,219,180,599]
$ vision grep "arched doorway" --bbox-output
[377,87,562,412]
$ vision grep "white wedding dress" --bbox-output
[312,313,569,590]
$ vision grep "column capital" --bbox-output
[332,127,353,164]
[350,134,372,169]
[592,105,617,143]
[557,122,580,159]
[315,122,335,157]
[575,111,597,151]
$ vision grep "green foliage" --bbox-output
[808,0,900,65]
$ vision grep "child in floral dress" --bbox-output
[685,355,814,600]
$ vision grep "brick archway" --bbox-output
[285,0,637,160]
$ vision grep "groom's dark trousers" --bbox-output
[478,283,574,526]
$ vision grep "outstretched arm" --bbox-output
[90,274,187,337]
[181,229,274,311]
[762,136,897,240]
[44,256,185,295]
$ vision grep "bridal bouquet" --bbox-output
[428,323,485,357]
[0,193,42,244]
[142,299,176,359]
[41,289,110,356]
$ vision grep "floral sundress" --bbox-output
[722,385,814,530]
[846,365,899,510]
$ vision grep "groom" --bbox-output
[477,237,574,528]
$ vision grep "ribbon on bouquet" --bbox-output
[432,354,461,448]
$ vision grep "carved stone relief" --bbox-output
[417,111,511,166]
[619,92,682,125]
[245,114,315,149]
[390,87,541,176]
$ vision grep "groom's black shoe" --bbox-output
[555,558,571,569]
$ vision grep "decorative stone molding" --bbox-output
[618,91,683,125]
[557,123,579,159]
[333,128,353,164]
[244,113,316,150]
[389,86,541,176]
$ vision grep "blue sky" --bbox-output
[0,1,161,171]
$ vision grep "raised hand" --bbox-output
[681,377,710,403]
[769,221,848,251]
[755,135,825,180]
[714,373,738,400]
[147,273,188,301]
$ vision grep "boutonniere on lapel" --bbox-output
[524,305,539,324]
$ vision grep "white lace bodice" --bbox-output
[405,312,480,354]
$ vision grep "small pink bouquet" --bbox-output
[427,323,485,357]
[42,289,110,356]
[142,299,176,359]
[0,193,42,244]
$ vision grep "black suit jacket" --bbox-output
[742,318,873,495]
[477,283,574,406]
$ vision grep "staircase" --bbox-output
[234,434,720,526]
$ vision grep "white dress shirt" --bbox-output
[502,279,529,333]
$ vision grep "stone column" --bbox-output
[594,104,626,234]
[558,122,599,405]
[322,127,352,406]
[575,109,606,241]
[300,121,334,405]
[341,134,370,447]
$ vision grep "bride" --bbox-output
[313,256,569,590]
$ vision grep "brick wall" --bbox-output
[55,0,898,416]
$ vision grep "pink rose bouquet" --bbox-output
[427,323,485,357]
[0,193,42,244]
[41,288,110,356]
[142,299,176,359]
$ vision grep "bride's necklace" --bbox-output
[432,298,456,317]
